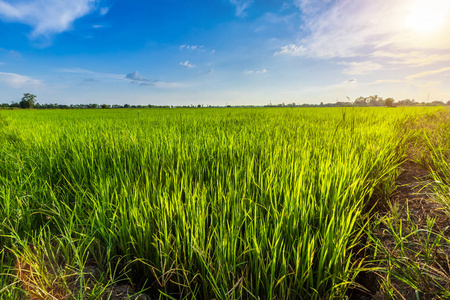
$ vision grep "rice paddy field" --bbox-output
[0,107,449,299]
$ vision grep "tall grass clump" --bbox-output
[0,107,440,299]
[425,111,450,215]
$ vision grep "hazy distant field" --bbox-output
[0,107,444,299]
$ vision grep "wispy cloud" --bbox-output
[8,49,21,59]
[126,71,145,81]
[230,0,253,17]
[407,67,450,80]
[0,48,21,59]
[0,0,102,38]
[274,44,305,56]
[0,71,42,88]
[293,0,333,15]
[179,60,195,68]
[99,7,109,16]
[302,78,358,95]
[180,44,203,50]
[58,67,124,80]
[125,71,185,88]
[244,68,268,75]
[305,78,358,92]
[340,61,382,75]
[373,79,407,84]
[372,51,450,66]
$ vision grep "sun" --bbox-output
[405,0,450,33]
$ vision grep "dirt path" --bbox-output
[356,157,450,299]
[393,160,448,231]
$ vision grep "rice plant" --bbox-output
[0,107,442,299]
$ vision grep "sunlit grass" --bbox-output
[0,107,442,299]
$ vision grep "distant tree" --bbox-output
[354,96,367,106]
[101,104,110,109]
[397,99,415,106]
[447,101,450,106]
[385,97,395,107]
[19,93,37,109]
[10,102,20,108]
[336,101,353,107]
[124,104,130,108]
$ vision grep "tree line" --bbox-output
[1,93,450,109]
[265,95,450,108]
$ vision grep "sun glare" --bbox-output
[406,0,450,33]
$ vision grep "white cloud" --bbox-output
[0,0,100,37]
[288,0,450,64]
[92,24,104,29]
[230,0,253,17]
[0,71,42,88]
[244,68,268,75]
[407,67,450,80]
[274,44,306,56]
[340,61,382,75]
[179,60,195,68]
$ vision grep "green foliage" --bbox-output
[424,112,450,225]
[19,93,36,109]
[385,98,395,107]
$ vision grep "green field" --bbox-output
[0,107,448,299]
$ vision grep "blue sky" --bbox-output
[0,0,449,106]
